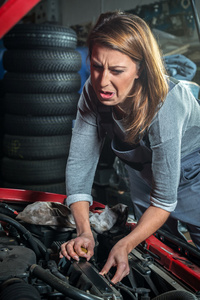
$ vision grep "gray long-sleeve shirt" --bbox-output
[66,76,200,212]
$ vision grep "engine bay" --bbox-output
[0,188,200,300]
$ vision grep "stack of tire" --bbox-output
[1,23,81,194]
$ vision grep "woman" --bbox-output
[60,11,200,284]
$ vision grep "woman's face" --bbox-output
[90,44,139,107]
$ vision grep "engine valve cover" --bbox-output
[0,245,36,282]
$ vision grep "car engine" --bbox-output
[0,199,200,300]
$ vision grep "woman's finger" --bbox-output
[99,257,115,276]
[60,240,79,261]
[110,262,129,284]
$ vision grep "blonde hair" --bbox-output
[87,11,168,144]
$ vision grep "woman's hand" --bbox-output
[100,206,170,284]
[100,238,130,284]
[60,201,94,261]
[60,232,95,262]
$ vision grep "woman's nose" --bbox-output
[100,70,109,87]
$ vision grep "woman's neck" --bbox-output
[113,104,127,120]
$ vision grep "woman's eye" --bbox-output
[111,69,124,74]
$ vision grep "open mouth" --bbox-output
[100,91,115,99]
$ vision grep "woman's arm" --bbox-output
[126,205,170,250]
[100,204,170,283]
[61,79,103,261]
[60,201,95,261]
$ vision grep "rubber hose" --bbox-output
[0,213,42,258]
[152,290,198,300]
[47,260,68,282]
[32,235,48,257]
[30,264,104,300]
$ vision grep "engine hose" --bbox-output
[32,235,48,258]
[151,290,198,300]
[47,260,68,282]
[30,264,105,300]
[0,213,43,259]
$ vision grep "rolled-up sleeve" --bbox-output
[148,84,191,212]
[65,78,104,207]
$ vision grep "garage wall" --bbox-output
[30,0,200,32]
[61,0,151,26]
